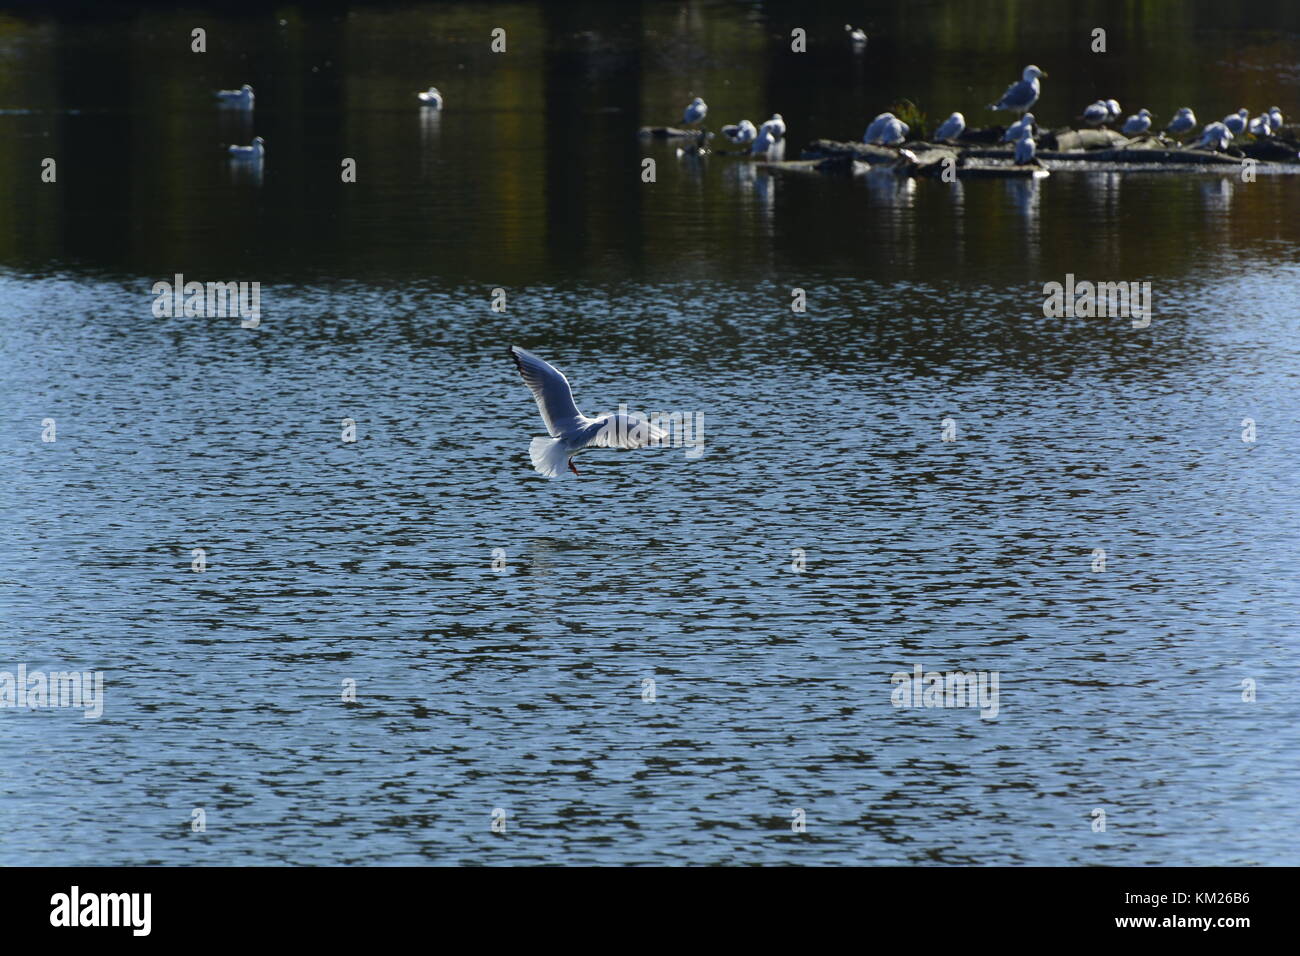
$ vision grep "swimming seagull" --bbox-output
[215,84,254,108]
[845,24,868,46]
[1122,108,1154,135]
[509,346,667,478]
[762,113,786,139]
[1082,100,1109,127]
[1268,107,1284,130]
[683,97,708,126]
[722,119,758,145]
[417,87,443,108]
[1191,122,1232,151]
[227,136,265,159]
[989,65,1046,116]
[1165,107,1197,137]
[933,111,965,142]
[1003,112,1035,142]
[1223,109,1249,136]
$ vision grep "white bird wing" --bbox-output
[510,346,585,438]
[586,416,668,449]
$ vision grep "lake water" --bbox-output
[2,1,1299,866]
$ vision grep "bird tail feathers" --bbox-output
[529,436,569,478]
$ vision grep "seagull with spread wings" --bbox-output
[509,346,667,477]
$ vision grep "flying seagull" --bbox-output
[989,65,1046,116]
[509,346,667,478]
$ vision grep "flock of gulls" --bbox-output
[666,35,1289,167]
[217,47,1288,171]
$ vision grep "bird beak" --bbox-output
[1040,71,1048,78]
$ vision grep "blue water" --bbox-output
[2,1,1299,865]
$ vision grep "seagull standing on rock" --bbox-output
[1165,107,1197,138]
[1269,107,1284,131]
[863,112,908,145]
[1014,126,1037,165]
[762,113,786,139]
[722,119,757,145]
[1082,101,1110,127]
[1249,113,1273,137]
[1192,122,1233,151]
[989,65,1046,116]
[1223,109,1249,136]
[683,97,708,126]
[933,112,965,142]
[751,123,777,155]
[1122,108,1154,135]
[1003,112,1035,142]
[509,346,667,478]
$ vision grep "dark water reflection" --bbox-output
[1,1,1299,865]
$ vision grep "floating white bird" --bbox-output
[989,65,1046,115]
[933,111,965,142]
[1192,121,1232,151]
[509,346,667,478]
[417,86,443,109]
[721,119,757,145]
[1249,113,1273,137]
[762,113,786,139]
[683,97,708,126]
[215,84,254,109]
[1014,128,1036,165]
[1268,106,1284,130]
[1223,108,1249,136]
[1165,107,1197,137]
[1082,100,1109,127]
[751,123,777,155]
[227,136,265,159]
[1003,112,1035,142]
[1122,108,1153,135]
[845,24,868,46]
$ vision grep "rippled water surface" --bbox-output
[2,1,1299,865]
